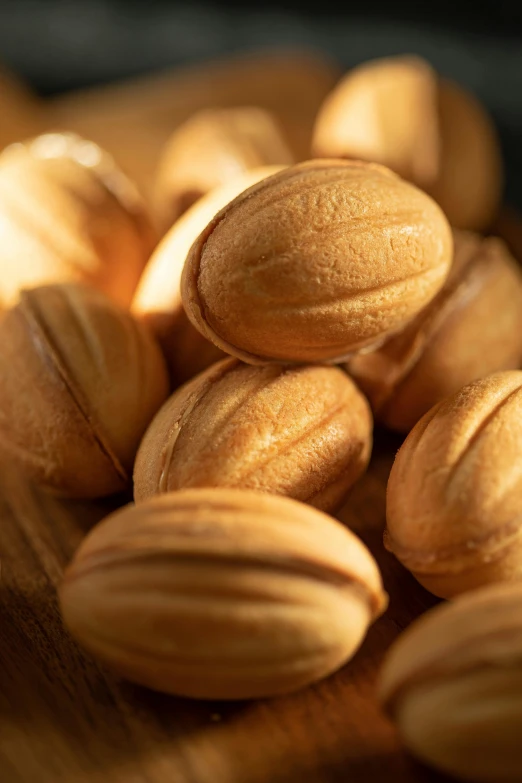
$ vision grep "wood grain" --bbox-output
[0,430,453,783]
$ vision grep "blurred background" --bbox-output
[1,0,522,205]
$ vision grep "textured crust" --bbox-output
[0,288,125,495]
[20,287,128,486]
[379,581,522,712]
[133,358,372,511]
[60,489,387,699]
[386,371,522,596]
[311,55,503,232]
[347,232,522,432]
[181,159,452,364]
[132,166,284,384]
[0,133,156,307]
[378,582,522,783]
[313,56,440,188]
[65,489,387,614]
[2,132,155,251]
[0,284,169,497]
[154,108,293,229]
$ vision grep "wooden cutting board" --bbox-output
[0,429,450,783]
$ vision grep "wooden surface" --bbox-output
[0,430,452,783]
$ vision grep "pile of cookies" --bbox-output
[1,52,521,783]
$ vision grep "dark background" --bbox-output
[1,0,522,205]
